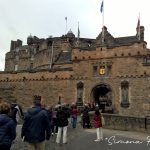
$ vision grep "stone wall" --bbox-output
[2,39,150,117]
[0,68,150,117]
[0,70,86,111]
[102,113,150,133]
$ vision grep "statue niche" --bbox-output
[121,80,130,108]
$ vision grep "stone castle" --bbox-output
[0,25,150,117]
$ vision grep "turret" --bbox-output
[10,39,22,51]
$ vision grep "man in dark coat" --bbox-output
[0,102,16,150]
[21,95,51,150]
[82,105,91,128]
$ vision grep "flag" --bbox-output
[100,1,103,13]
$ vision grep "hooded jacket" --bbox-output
[21,106,51,143]
[0,114,16,148]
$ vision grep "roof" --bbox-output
[96,26,141,48]
[54,51,72,64]
[115,36,139,45]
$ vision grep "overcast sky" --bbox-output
[0,0,150,71]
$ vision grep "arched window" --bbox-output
[76,82,84,106]
[121,80,130,108]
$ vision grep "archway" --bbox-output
[91,84,113,113]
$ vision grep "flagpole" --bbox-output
[65,17,68,34]
[78,22,80,39]
[138,13,140,40]
[100,0,104,43]
[102,0,104,28]
[76,22,80,46]
[102,0,104,43]
[136,13,140,40]
[49,41,54,70]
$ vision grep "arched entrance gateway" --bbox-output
[91,84,113,113]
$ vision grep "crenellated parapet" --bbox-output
[0,70,88,83]
[10,39,22,51]
[4,26,148,73]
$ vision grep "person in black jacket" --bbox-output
[21,95,51,150]
[81,105,91,128]
[56,104,70,144]
[10,102,24,124]
[0,102,16,150]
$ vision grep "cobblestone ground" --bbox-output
[11,120,150,150]
[11,121,83,150]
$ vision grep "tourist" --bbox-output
[70,104,78,128]
[81,104,91,128]
[0,102,16,150]
[21,95,51,150]
[51,105,60,135]
[10,102,24,124]
[56,104,70,144]
[46,105,53,133]
[93,108,103,142]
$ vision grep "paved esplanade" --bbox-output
[12,124,150,150]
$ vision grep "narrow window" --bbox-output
[121,80,130,108]
[93,66,98,74]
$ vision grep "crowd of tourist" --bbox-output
[0,97,104,150]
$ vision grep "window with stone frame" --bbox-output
[93,65,98,75]
[120,80,130,108]
[76,82,84,106]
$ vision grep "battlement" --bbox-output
[5,26,147,72]
[10,39,22,51]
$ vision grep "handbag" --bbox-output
[101,116,105,126]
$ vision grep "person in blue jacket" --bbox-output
[21,95,51,150]
[0,102,16,150]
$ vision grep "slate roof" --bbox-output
[115,36,139,45]
[54,27,142,64]
[54,51,72,64]
[96,26,140,48]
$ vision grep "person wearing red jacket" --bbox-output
[93,109,103,142]
[71,105,78,128]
